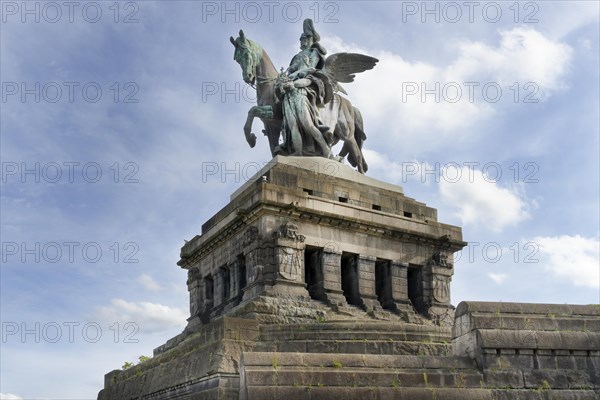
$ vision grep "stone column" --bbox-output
[201,275,214,323]
[375,259,394,310]
[421,262,432,310]
[322,249,347,307]
[229,262,237,299]
[213,269,223,309]
[241,226,265,302]
[230,258,241,306]
[219,265,233,312]
[390,261,413,316]
[186,267,203,330]
[390,261,408,302]
[358,255,382,312]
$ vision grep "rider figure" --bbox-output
[275,19,333,158]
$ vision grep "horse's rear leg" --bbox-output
[336,126,364,174]
[263,121,283,157]
[348,140,365,174]
[337,112,364,173]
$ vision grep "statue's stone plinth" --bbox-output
[178,156,466,328]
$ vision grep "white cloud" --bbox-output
[326,36,492,136]
[138,273,161,292]
[439,166,531,232]
[0,394,23,400]
[536,2,599,40]
[96,299,187,334]
[360,149,435,187]
[531,235,600,289]
[449,27,572,92]
[488,272,508,284]
[323,27,572,156]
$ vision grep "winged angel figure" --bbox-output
[230,19,378,173]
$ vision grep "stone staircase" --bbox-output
[240,321,484,399]
[240,351,599,400]
[254,321,452,356]
[240,352,489,400]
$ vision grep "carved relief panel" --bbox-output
[273,222,305,282]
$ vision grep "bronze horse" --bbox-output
[230,30,372,173]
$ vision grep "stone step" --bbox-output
[243,386,599,400]
[240,352,599,400]
[259,329,451,342]
[242,367,484,388]
[259,321,452,342]
[240,352,481,391]
[254,339,451,356]
[242,352,477,370]
[489,389,600,400]
[256,321,453,356]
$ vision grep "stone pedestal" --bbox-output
[176,156,466,327]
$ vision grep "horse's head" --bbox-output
[230,30,260,86]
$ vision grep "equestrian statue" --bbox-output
[230,19,377,174]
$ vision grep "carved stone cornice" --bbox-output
[178,196,466,270]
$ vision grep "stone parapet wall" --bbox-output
[453,301,600,393]
[454,302,600,334]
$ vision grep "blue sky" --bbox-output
[1,1,599,398]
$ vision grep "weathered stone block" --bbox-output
[523,369,570,389]
[484,370,525,389]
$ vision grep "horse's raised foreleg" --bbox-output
[244,105,274,148]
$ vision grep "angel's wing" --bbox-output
[322,53,379,84]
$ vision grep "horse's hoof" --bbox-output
[247,133,257,148]
[327,153,344,163]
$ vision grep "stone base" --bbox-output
[98,301,600,400]
[97,157,599,399]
